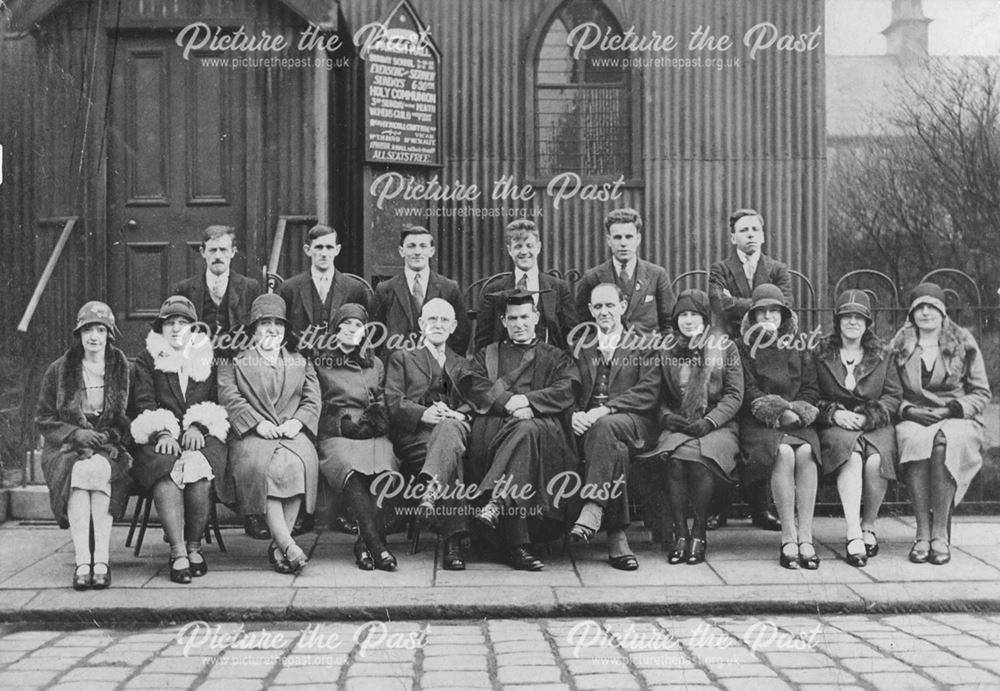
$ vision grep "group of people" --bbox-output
[36,209,992,591]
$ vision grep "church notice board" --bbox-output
[362,0,441,167]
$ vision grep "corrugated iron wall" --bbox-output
[338,0,825,304]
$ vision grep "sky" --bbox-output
[825,0,1000,55]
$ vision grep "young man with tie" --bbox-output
[708,207,791,532]
[371,226,470,356]
[575,208,676,335]
[278,225,371,352]
[475,219,577,350]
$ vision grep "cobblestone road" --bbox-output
[1,613,998,690]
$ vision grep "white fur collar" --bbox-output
[145,331,213,382]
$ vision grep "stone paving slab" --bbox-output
[1,517,999,623]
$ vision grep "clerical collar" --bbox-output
[510,338,537,346]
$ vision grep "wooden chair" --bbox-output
[125,485,227,557]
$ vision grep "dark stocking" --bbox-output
[666,458,689,541]
[688,464,715,541]
[344,474,385,553]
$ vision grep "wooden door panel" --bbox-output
[185,53,230,205]
[125,242,171,318]
[126,50,171,205]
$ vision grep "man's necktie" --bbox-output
[210,278,225,306]
[516,273,528,291]
[317,277,330,303]
[618,261,632,292]
[412,273,425,305]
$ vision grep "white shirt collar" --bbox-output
[404,266,429,290]
[206,269,230,285]
[424,340,447,362]
[737,249,759,267]
[311,267,335,284]
[597,326,624,353]
[614,257,638,278]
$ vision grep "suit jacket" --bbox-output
[575,259,675,335]
[475,271,578,351]
[709,252,792,336]
[384,346,471,436]
[573,344,659,416]
[278,269,372,345]
[171,270,262,334]
[371,271,470,356]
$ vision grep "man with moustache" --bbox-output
[568,283,659,570]
[459,289,580,571]
[372,226,470,357]
[475,219,577,350]
[708,207,790,532]
[384,298,473,570]
[172,225,264,537]
[575,208,675,336]
[278,224,371,353]
[171,225,262,357]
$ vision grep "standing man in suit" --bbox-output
[475,219,578,351]
[575,208,676,336]
[171,225,265,539]
[709,208,793,337]
[569,283,659,570]
[371,226,470,356]
[708,207,790,532]
[278,225,371,352]
[171,225,262,356]
[384,298,473,571]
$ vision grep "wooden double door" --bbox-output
[108,35,248,353]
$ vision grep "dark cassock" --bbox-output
[459,290,580,569]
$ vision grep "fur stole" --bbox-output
[815,333,889,383]
[890,318,973,382]
[53,343,130,432]
[668,335,724,421]
[145,331,213,382]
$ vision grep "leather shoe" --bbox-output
[91,563,111,589]
[169,556,192,584]
[354,537,375,571]
[506,545,544,571]
[442,537,466,571]
[608,554,639,571]
[269,544,294,574]
[909,538,930,564]
[687,538,707,565]
[751,511,781,531]
[374,549,397,572]
[72,564,92,591]
[667,537,689,565]
[244,515,271,540]
[475,500,502,531]
[929,538,951,565]
[844,538,868,568]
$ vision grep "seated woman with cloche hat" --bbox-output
[217,294,321,574]
[36,301,133,590]
[891,282,991,565]
[737,284,822,570]
[130,295,230,584]
[814,289,901,567]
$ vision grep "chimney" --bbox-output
[882,0,931,60]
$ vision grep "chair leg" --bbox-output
[125,493,143,548]
[209,499,226,552]
[134,494,153,557]
[409,518,421,555]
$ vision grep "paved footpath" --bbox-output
[1,613,999,690]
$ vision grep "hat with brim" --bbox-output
[671,289,712,331]
[907,282,947,319]
[332,302,369,328]
[152,295,198,331]
[72,301,116,338]
[834,289,873,323]
[748,283,792,321]
[248,294,290,328]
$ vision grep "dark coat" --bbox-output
[130,332,230,492]
[575,259,676,335]
[35,344,133,528]
[815,334,901,478]
[475,271,578,351]
[172,270,262,334]
[573,344,659,417]
[371,271,470,356]
[641,338,743,478]
[709,252,792,337]
[217,348,321,514]
[385,346,471,436]
[278,270,372,346]
[738,313,820,482]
